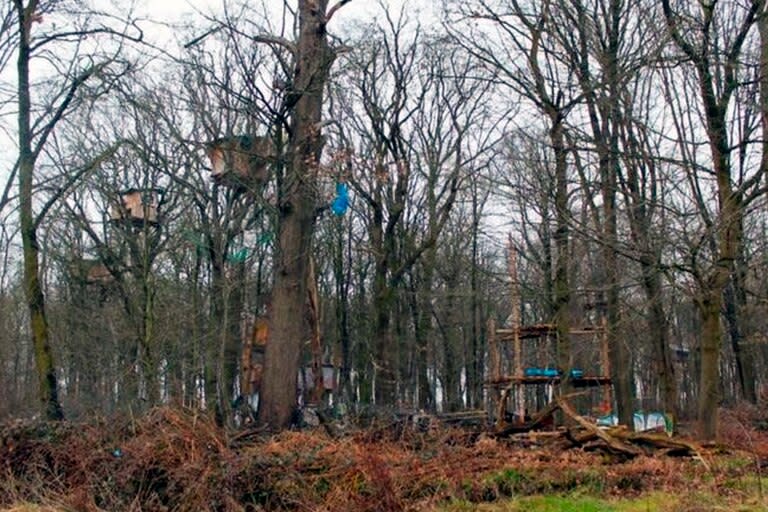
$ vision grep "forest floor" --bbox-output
[1,405,767,511]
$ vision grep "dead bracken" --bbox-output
[1,405,767,511]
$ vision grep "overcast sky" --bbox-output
[133,0,436,44]
[0,0,438,172]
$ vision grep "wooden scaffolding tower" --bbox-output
[487,240,612,430]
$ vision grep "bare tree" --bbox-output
[660,0,766,438]
[449,0,580,402]
[258,0,352,429]
[9,0,140,419]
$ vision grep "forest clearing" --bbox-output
[1,404,767,511]
[5,0,768,510]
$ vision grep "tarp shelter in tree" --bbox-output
[206,135,276,189]
[110,188,162,227]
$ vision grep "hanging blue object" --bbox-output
[331,182,349,216]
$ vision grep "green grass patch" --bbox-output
[440,490,768,512]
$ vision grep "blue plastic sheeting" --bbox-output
[331,183,349,216]
[523,367,584,378]
[597,411,671,433]
[524,367,558,377]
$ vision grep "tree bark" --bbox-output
[661,0,761,442]
[259,0,337,429]
[16,0,64,421]
[603,0,633,429]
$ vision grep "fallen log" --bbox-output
[556,397,642,458]
[557,400,708,464]
[494,391,589,438]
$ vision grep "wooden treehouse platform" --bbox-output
[487,375,612,388]
[487,240,614,432]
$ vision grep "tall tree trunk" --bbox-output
[604,0,633,428]
[371,178,398,406]
[16,2,64,421]
[139,274,159,405]
[260,0,337,428]
[414,167,440,411]
[412,265,435,411]
[333,217,352,404]
[661,0,760,442]
[441,273,461,412]
[468,185,482,409]
[220,261,246,423]
[207,258,226,421]
[373,265,396,405]
[551,118,571,395]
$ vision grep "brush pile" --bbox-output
[0,407,762,511]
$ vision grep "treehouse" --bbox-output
[73,259,113,286]
[206,135,276,189]
[110,188,162,227]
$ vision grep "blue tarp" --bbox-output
[331,183,349,216]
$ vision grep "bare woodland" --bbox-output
[2,0,768,444]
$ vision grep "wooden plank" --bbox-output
[485,376,611,387]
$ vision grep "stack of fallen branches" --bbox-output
[556,398,706,462]
[495,396,706,462]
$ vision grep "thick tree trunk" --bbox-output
[17,3,64,421]
[699,93,740,441]
[373,271,396,406]
[603,186,633,428]
[412,267,435,411]
[604,28,634,428]
[698,290,722,440]
[371,187,398,406]
[441,274,462,412]
[259,0,336,429]
[660,0,758,442]
[139,276,159,405]
[414,175,439,411]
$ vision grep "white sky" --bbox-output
[133,0,433,40]
[0,0,437,184]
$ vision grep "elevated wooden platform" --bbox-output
[487,375,612,388]
[495,324,603,340]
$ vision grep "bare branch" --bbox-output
[183,25,222,49]
[33,141,123,230]
[251,33,296,55]
[326,0,352,23]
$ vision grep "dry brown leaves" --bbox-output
[0,407,762,511]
